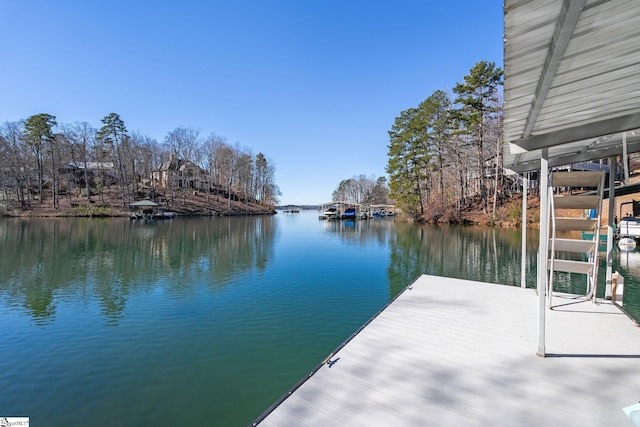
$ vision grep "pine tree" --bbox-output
[387,107,430,217]
[453,61,503,213]
[97,113,129,203]
[23,113,57,205]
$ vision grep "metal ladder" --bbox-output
[547,170,605,307]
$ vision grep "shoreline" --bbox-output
[0,190,276,218]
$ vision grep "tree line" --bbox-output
[386,60,506,221]
[331,175,390,205]
[0,113,280,211]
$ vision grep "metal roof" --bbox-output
[129,199,159,207]
[503,0,640,173]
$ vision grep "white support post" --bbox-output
[605,156,616,300]
[623,132,630,184]
[537,150,549,357]
[521,173,528,288]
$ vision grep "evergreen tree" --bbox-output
[417,90,452,209]
[386,107,429,217]
[23,113,57,204]
[97,113,129,202]
[453,61,503,213]
[255,153,280,206]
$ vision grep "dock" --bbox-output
[253,275,640,426]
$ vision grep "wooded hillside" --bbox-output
[0,113,279,216]
[386,61,510,223]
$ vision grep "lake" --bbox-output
[1,211,638,426]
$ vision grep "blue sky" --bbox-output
[1,1,503,205]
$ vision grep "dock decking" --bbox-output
[254,275,640,426]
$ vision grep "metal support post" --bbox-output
[537,150,549,357]
[521,173,528,288]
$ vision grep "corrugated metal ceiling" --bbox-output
[503,0,640,173]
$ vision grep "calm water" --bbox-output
[1,211,638,426]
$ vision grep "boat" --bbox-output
[618,237,637,250]
[618,216,640,240]
[373,209,395,218]
[153,211,175,219]
[342,208,357,219]
[323,207,339,219]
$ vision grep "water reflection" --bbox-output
[4,215,638,325]
[0,217,277,324]
[321,216,396,239]
[385,224,538,295]
[612,247,640,321]
[319,219,544,298]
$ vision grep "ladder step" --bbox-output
[547,259,594,275]
[554,218,598,231]
[551,171,604,188]
[553,195,601,210]
[549,238,596,253]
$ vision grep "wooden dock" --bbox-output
[253,275,640,426]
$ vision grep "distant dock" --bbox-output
[318,202,397,220]
[252,275,640,426]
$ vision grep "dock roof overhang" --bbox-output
[504,0,640,357]
[503,0,640,173]
[129,199,159,207]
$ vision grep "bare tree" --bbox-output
[332,175,383,204]
[219,144,239,208]
[202,133,227,202]
[235,148,254,203]
[62,122,96,202]
[164,126,200,162]
[130,132,161,195]
[1,121,31,209]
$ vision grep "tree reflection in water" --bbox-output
[0,216,277,324]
